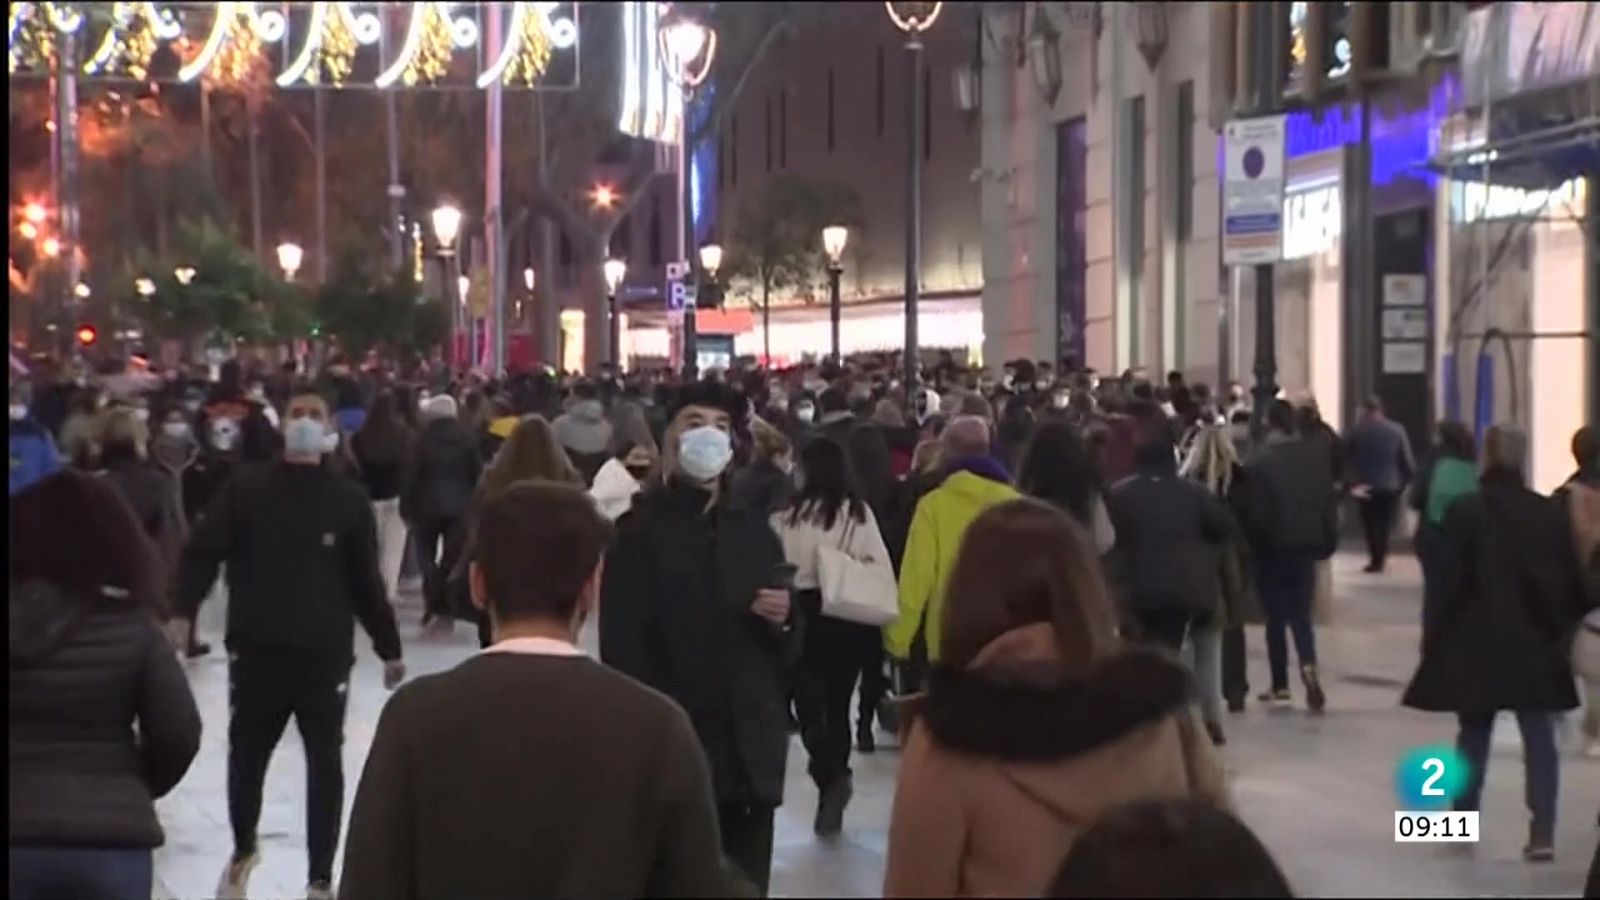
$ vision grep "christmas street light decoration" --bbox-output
[277,3,357,87]
[9,3,56,73]
[477,2,555,88]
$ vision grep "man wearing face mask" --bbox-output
[601,381,798,896]
[9,385,62,496]
[174,388,404,900]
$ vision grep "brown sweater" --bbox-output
[339,653,748,899]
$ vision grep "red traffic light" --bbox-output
[75,324,98,346]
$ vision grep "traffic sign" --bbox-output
[1222,115,1286,266]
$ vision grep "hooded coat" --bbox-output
[883,625,1227,897]
[9,581,201,848]
[887,462,1020,663]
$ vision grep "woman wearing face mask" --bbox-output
[600,381,798,897]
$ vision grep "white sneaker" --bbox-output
[306,881,336,900]
[216,852,260,900]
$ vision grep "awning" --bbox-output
[1428,115,1600,192]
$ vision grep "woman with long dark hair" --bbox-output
[884,499,1226,897]
[770,435,894,838]
[352,390,417,605]
[10,471,201,899]
[451,415,584,647]
[1016,421,1116,556]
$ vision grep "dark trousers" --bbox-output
[717,802,776,897]
[858,639,888,731]
[1357,489,1399,569]
[10,846,152,900]
[1133,608,1193,652]
[1257,553,1318,691]
[794,593,874,788]
[1455,711,1558,836]
[1221,624,1250,704]
[228,652,350,885]
[415,516,465,621]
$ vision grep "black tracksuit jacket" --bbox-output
[177,461,402,663]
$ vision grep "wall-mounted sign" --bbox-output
[1281,183,1342,260]
[1382,308,1429,341]
[1382,341,1428,374]
[1382,273,1427,307]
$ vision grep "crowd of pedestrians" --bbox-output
[8,348,1600,897]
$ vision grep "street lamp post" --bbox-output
[885,2,943,385]
[822,225,850,365]
[698,241,723,306]
[603,257,627,371]
[432,204,464,368]
[660,12,717,379]
[521,266,535,323]
[276,241,303,282]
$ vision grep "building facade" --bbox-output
[983,1,1595,480]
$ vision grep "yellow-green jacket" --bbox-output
[886,470,1020,663]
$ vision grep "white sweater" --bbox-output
[589,458,641,521]
[770,503,894,591]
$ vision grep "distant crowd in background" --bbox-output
[9,345,1599,898]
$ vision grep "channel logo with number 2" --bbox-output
[1395,745,1471,810]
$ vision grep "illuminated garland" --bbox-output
[9,3,56,73]
[503,2,552,86]
[312,3,355,86]
[82,2,159,80]
[203,7,265,90]
[404,3,455,86]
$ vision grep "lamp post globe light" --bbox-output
[603,257,627,370]
[659,10,716,378]
[276,241,304,281]
[822,225,850,364]
[885,1,942,385]
[174,265,196,286]
[698,241,723,314]
[134,278,156,298]
[432,203,466,367]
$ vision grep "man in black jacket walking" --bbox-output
[174,388,404,900]
[601,381,797,896]
[1238,400,1337,713]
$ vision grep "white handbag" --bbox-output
[817,517,899,627]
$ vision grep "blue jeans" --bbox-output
[1257,553,1318,691]
[1455,711,1558,838]
[10,846,152,900]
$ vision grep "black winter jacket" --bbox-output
[1239,433,1339,559]
[402,419,482,523]
[728,459,795,516]
[10,580,201,848]
[1403,470,1593,714]
[600,480,798,809]
[1107,458,1234,614]
[177,462,402,663]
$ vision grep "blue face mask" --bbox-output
[284,416,329,457]
[677,426,733,482]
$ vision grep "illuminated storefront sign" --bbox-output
[1281,182,1343,260]
[1452,177,1588,224]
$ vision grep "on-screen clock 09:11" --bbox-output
[1394,811,1480,842]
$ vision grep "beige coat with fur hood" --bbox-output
[883,624,1229,898]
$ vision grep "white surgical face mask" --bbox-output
[132,407,150,424]
[9,404,27,421]
[284,416,329,457]
[209,418,240,452]
[795,404,816,424]
[162,421,192,440]
[677,426,733,482]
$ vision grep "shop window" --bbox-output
[827,67,836,152]
[1056,117,1088,368]
[765,95,774,172]
[875,45,885,137]
[780,89,788,168]
[1176,80,1194,241]
[923,66,932,160]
